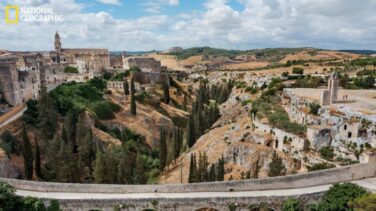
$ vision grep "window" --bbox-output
[344,125,347,130]
[348,132,352,138]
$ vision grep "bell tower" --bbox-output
[54,31,62,54]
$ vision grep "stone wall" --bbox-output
[1,161,375,194]
[54,192,323,211]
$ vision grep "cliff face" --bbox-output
[0,149,20,178]
[160,88,295,184]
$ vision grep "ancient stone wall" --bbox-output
[1,161,375,194]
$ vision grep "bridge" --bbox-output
[1,160,376,211]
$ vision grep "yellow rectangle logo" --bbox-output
[5,5,19,24]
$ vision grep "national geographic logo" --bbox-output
[5,5,19,24]
[5,5,64,24]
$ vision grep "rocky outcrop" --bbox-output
[0,149,20,178]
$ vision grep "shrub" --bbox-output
[349,194,376,211]
[307,162,335,172]
[292,67,304,75]
[0,181,61,210]
[282,198,301,211]
[64,66,79,73]
[0,130,19,155]
[309,102,321,115]
[93,102,112,120]
[319,147,335,161]
[312,183,367,211]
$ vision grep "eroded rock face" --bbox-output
[0,150,20,178]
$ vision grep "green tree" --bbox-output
[188,153,197,183]
[58,143,79,183]
[37,85,57,141]
[93,150,106,184]
[34,138,42,179]
[117,147,132,184]
[163,83,170,104]
[0,130,19,155]
[124,79,130,96]
[22,99,39,126]
[349,194,376,211]
[268,152,286,177]
[77,128,96,179]
[313,183,367,211]
[130,77,137,116]
[22,125,33,180]
[134,152,147,184]
[282,198,301,211]
[187,115,196,147]
[159,128,167,171]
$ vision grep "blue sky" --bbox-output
[1,0,376,51]
[77,0,244,19]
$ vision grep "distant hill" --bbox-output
[338,50,376,55]
[167,47,313,60]
[110,50,159,56]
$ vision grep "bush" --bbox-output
[0,130,19,155]
[349,194,376,211]
[64,66,79,73]
[282,198,301,211]
[0,181,61,210]
[312,183,367,211]
[93,102,117,120]
[292,67,304,75]
[309,102,321,115]
[319,147,335,160]
[307,162,335,172]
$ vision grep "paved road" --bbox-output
[0,83,60,128]
[15,178,376,200]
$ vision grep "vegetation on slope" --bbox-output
[169,47,314,61]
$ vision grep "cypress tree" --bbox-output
[117,147,131,184]
[37,85,57,141]
[188,153,197,183]
[124,79,130,96]
[216,155,225,181]
[130,77,137,116]
[268,152,286,177]
[105,152,118,184]
[93,150,106,183]
[135,152,147,184]
[34,137,42,179]
[22,125,33,180]
[187,115,196,147]
[159,128,167,171]
[163,83,170,104]
[208,164,216,182]
[58,141,79,183]
[78,128,96,178]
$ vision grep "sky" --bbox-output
[0,0,376,51]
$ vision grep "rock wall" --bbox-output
[1,161,375,194]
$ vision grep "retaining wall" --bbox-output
[1,161,375,194]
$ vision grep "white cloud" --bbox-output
[1,0,376,51]
[96,0,122,6]
[141,0,179,13]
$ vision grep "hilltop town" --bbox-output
[1,32,376,187]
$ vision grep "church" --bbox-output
[48,32,110,74]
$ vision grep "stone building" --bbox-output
[122,52,166,73]
[0,53,41,112]
[282,78,376,160]
[50,32,110,72]
[320,72,339,106]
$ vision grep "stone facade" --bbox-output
[51,32,110,73]
[282,81,376,160]
[122,53,166,73]
[320,72,339,106]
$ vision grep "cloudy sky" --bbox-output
[1,0,376,51]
